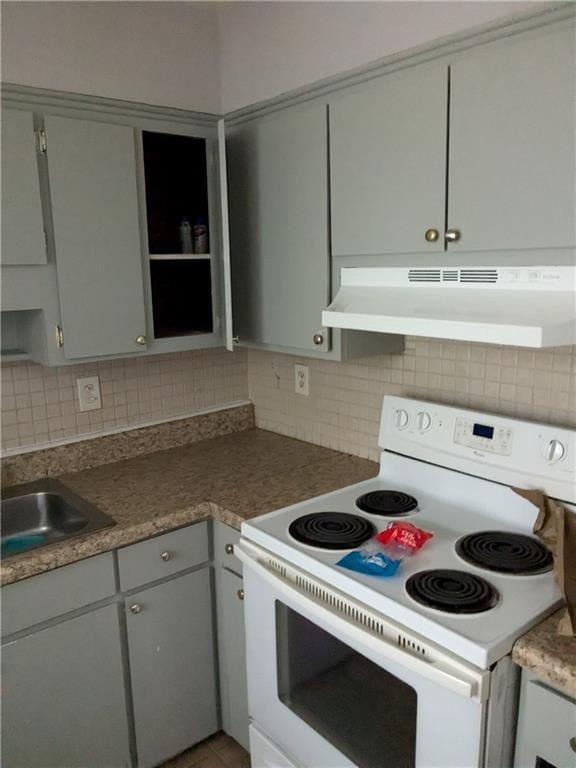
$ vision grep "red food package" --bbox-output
[376,522,433,556]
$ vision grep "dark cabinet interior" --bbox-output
[142,130,214,340]
[142,131,209,255]
[150,260,213,338]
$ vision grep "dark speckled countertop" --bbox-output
[1,428,377,586]
[512,609,576,696]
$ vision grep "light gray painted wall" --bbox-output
[217,0,540,111]
[1,1,221,113]
[2,1,541,114]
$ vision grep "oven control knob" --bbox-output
[543,439,566,463]
[395,409,409,430]
[417,411,432,432]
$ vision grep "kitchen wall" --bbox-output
[217,0,539,111]
[248,339,576,462]
[1,348,248,452]
[2,1,539,115]
[1,1,221,113]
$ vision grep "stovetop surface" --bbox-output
[241,453,564,668]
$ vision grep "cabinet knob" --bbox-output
[237,589,245,601]
[130,603,143,615]
[570,737,576,754]
[424,228,440,243]
[313,333,324,346]
[135,334,147,345]
[225,543,234,555]
[445,229,461,243]
[160,550,171,562]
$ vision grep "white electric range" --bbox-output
[237,396,575,768]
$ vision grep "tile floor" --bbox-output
[161,732,250,768]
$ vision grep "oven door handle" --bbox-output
[237,541,489,701]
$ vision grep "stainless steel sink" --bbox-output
[1,479,115,556]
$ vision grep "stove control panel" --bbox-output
[381,396,575,502]
[453,417,513,456]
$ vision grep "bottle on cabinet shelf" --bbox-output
[193,216,209,254]
[179,217,193,254]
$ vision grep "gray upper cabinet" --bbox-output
[1,109,47,266]
[228,104,330,353]
[330,63,448,257]
[45,115,148,359]
[449,21,576,256]
[126,568,218,768]
[2,604,131,768]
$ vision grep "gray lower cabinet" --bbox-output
[2,525,222,768]
[1,109,47,266]
[218,568,250,752]
[125,568,218,768]
[514,671,576,768]
[214,522,250,752]
[44,115,149,359]
[2,603,131,768]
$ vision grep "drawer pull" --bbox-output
[237,589,245,601]
[225,544,234,555]
[160,551,171,562]
[130,603,142,615]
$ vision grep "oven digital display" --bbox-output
[473,423,494,439]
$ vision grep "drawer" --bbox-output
[2,552,116,637]
[521,677,576,768]
[215,521,242,576]
[118,522,209,591]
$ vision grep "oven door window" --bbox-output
[276,602,417,768]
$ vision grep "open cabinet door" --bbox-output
[217,120,234,352]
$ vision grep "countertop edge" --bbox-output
[511,608,576,698]
[0,499,242,587]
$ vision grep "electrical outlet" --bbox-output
[77,376,102,412]
[294,364,309,396]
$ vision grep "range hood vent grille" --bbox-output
[460,269,498,283]
[408,268,498,284]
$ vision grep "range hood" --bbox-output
[322,266,576,348]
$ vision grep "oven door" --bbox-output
[238,540,490,768]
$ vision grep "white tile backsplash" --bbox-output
[1,348,248,451]
[247,338,576,462]
[3,338,575,460]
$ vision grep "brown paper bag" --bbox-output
[514,488,576,637]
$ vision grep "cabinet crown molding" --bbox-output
[1,82,220,127]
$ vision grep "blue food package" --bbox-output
[337,547,401,577]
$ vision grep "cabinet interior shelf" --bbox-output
[149,254,211,261]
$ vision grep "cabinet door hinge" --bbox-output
[55,325,64,348]
[35,129,47,154]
